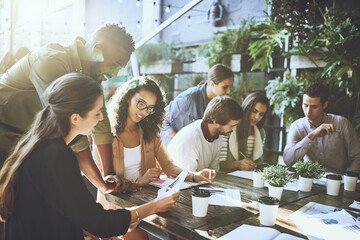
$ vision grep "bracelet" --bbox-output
[134,208,140,221]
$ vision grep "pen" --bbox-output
[239,151,251,161]
[208,190,224,193]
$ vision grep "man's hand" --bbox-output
[234,159,257,171]
[102,175,140,193]
[192,169,216,182]
[136,168,161,186]
[308,123,336,140]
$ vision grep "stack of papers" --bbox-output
[199,187,242,207]
[228,170,299,191]
[149,178,207,190]
[289,202,360,240]
[218,224,304,240]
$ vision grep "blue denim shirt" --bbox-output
[161,83,207,146]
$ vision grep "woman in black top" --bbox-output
[0,73,180,240]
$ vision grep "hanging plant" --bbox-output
[248,18,289,71]
[265,70,304,126]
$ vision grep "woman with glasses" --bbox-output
[94,76,213,240]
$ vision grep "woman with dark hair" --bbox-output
[160,64,234,146]
[220,92,270,171]
[0,73,180,240]
[95,76,213,239]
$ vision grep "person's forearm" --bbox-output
[75,148,106,191]
[185,173,195,182]
[96,144,114,176]
[283,140,310,166]
[129,201,157,224]
[219,161,237,172]
[307,132,316,141]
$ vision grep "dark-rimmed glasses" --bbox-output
[134,97,155,114]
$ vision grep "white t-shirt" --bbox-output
[167,120,222,171]
[123,145,141,179]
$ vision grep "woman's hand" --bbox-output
[136,168,161,186]
[234,159,256,171]
[153,191,181,213]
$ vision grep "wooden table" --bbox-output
[106,173,328,239]
[192,180,360,239]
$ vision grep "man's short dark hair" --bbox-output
[93,22,135,53]
[303,82,329,105]
[203,96,243,125]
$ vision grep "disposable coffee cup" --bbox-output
[253,170,265,188]
[258,196,280,226]
[326,174,342,196]
[192,188,211,217]
[344,171,359,192]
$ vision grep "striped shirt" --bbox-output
[245,135,255,159]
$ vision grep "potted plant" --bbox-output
[261,165,294,200]
[136,41,185,74]
[295,160,326,192]
[199,18,255,72]
[265,69,305,127]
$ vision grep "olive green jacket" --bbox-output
[0,37,112,153]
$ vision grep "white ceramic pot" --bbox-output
[299,176,313,192]
[253,171,265,188]
[268,185,284,200]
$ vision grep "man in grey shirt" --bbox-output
[283,82,360,175]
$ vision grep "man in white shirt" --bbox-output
[167,96,243,172]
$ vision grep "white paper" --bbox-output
[289,202,360,240]
[198,187,242,207]
[289,202,343,219]
[149,177,207,190]
[157,169,188,198]
[313,172,360,186]
[228,170,299,191]
[264,180,299,191]
[218,224,304,240]
[228,170,254,180]
[349,201,360,211]
[291,210,360,240]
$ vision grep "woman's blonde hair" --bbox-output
[0,73,102,221]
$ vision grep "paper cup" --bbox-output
[344,171,358,192]
[259,196,280,226]
[253,171,265,188]
[191,189,211,217]
[326,174,342,196]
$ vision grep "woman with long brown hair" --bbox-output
[95,76,213,240]
[220,92,269,171]
[0,73,180,240]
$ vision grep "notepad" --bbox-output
[218,224,304,240]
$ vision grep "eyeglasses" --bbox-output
[134,97,155,115]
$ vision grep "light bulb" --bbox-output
[165,5,171,13]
